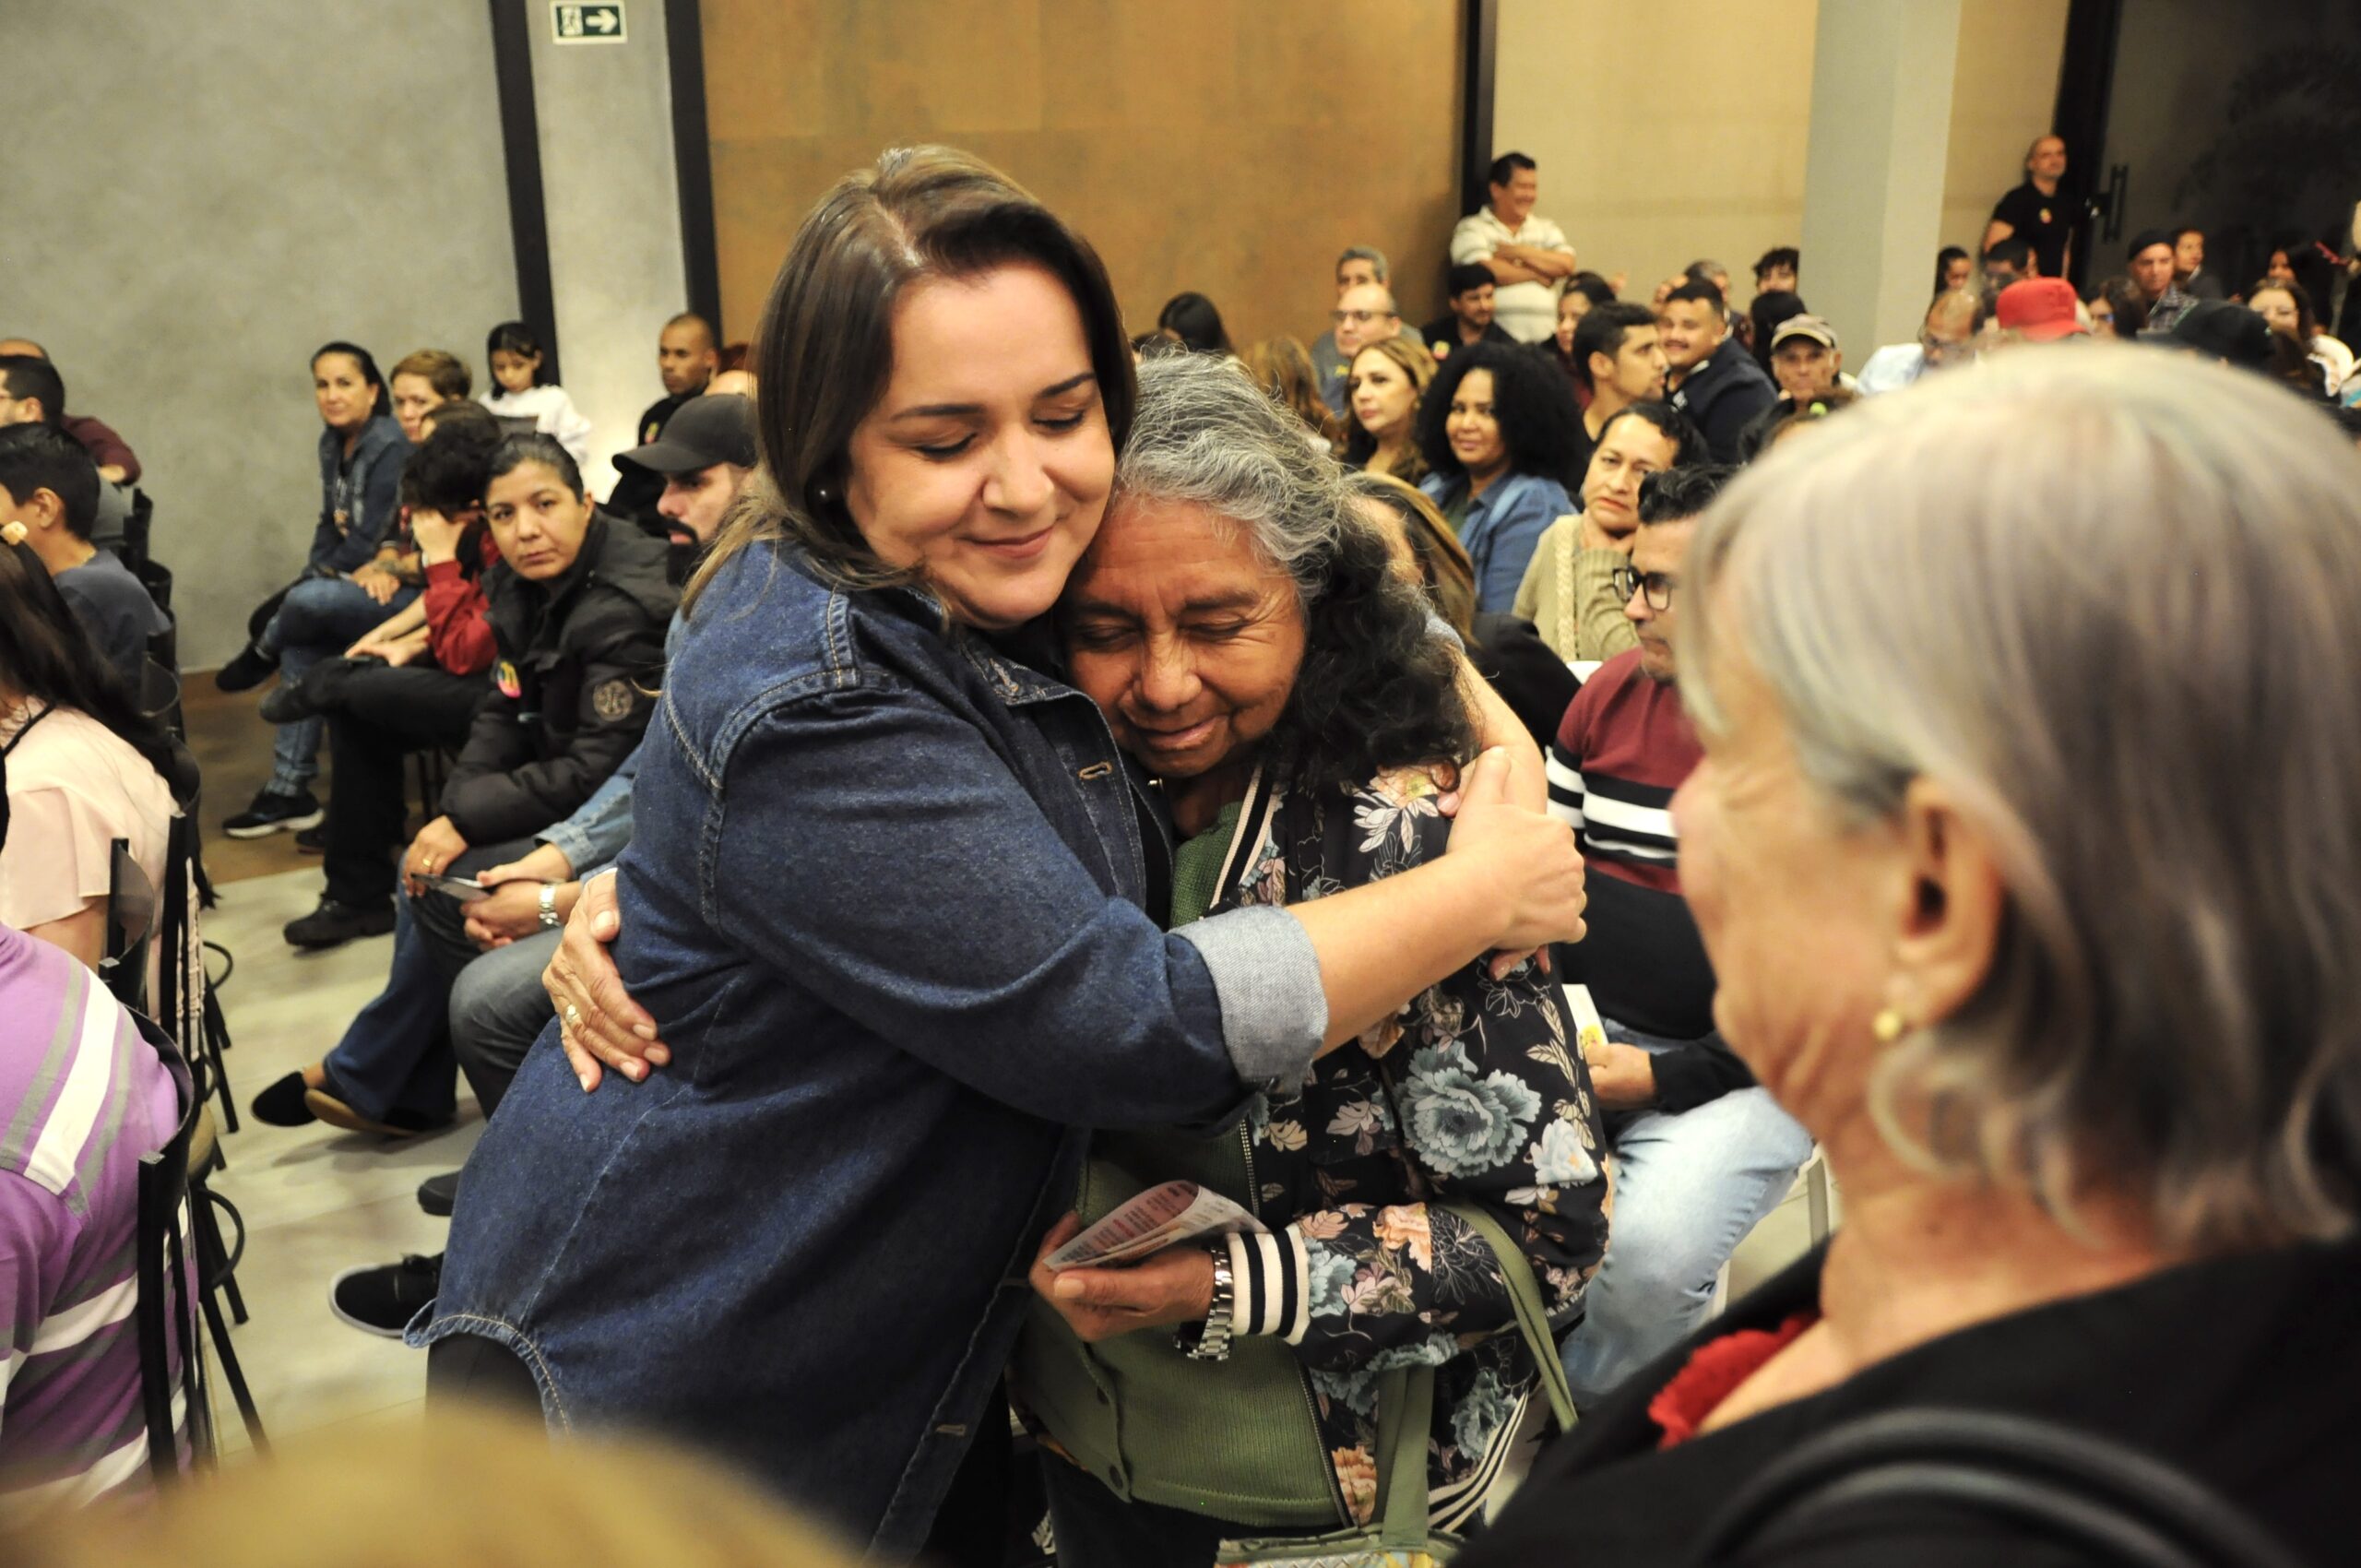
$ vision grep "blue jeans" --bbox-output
[260,575,420,795]
[319,838,533,1122]
[1558,1019,1814,1410]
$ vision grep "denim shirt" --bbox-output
[309,414,409,575]
[417,542,1327,1555]
[1421,470,1572,615]
[531,612,684,876]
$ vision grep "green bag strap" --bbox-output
[1440,1202,1579,1432]
[1373,1365,1436,1550]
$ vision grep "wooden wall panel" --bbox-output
[701,0,1464,353]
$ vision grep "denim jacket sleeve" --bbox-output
[701,680,1323,1127]
[535,739,638,875]
[314,425,409,576]
[1473,477,1570,615]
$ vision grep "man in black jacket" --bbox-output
[603,313,718,531]
[1658,279,1777,463]
[249,434,676,1139]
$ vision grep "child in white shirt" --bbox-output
[479,321,592,465]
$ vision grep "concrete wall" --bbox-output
[8,1,517,667]
[1493,0,2068,327]
[1802,0,1963,358]
[527,5,690,501]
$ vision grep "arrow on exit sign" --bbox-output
[552,2,626,43]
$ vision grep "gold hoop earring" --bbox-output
[1872,1008,1909,1045]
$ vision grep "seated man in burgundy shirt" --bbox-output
[0,340,138,483]
[1545,463,1812,1409]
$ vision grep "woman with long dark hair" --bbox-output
[416,148,1586,1559]
[217,341,413,839]
[1156,291,1236,356]
[0,533,173,972]
[1010,353,1607,1563]
[1416,341,1583,612]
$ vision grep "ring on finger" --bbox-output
[564,1004,582,1027]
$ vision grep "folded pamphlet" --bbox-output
[1046,1180,1267,1270]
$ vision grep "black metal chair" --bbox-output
[101,837,156,1014]
[133,1006,267,1476]
[132,1010,208,1479]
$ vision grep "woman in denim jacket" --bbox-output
[1008,353,1610,1563]
[1417,341,1582,615]
[416,148,1589,1561]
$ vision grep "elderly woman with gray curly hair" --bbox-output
[1465,350,2361,1567]
[1003,351,1611,1564]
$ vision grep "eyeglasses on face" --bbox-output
[1331,308,1398,326]
[1611,565,1677,611]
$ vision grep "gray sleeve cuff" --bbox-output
[1176,905,1326,1091]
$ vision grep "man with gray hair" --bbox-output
[1546,462,1812,1410]
[1311,244,1390,416]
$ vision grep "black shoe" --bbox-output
[304,1087,452,1138]
[329,1253,443,1338]
[294,825,326,853]
[214,642,279,694]
[284,897,394,950]
[224,789,324,838]
[252,1070,318,1127]
[418,1170,462,1217]
[258,681,314,724]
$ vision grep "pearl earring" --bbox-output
[1872,1008,1908,1044]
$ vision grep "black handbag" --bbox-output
[1687,1408,2305,1568]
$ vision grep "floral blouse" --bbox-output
[1205,760,1610,1528]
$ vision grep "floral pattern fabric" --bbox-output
[1219,762,1610,1524]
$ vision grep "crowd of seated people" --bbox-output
[4,125,2359,1567]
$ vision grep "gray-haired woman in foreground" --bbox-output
[1465,350,2361,1567]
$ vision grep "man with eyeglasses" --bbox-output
[1311,246,1390,416]
[1856,289,1985,396]
[1546,462,1813,1412]
[1329,280,1406,368]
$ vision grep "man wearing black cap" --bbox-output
[605,313,719,531]
[609,392,757,565]
[2130,230,2197,336]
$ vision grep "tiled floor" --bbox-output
[200,867,482,1454]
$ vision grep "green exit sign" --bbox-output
[552,2,625,43]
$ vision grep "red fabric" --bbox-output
[61,413,139,482]
[1647,1312,1819,1449]
[421,547,498,676]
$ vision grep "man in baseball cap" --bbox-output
[611,393,756,553]
[1735,314,1853,458]
[1996,279,2090,343]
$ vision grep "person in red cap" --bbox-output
[1996,278,2091,344]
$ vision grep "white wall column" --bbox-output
[526,4,689,501]
[1801,0,1963,357]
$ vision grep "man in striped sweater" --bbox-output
[0,751,185,1501]
[1544,464,1812,1410]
